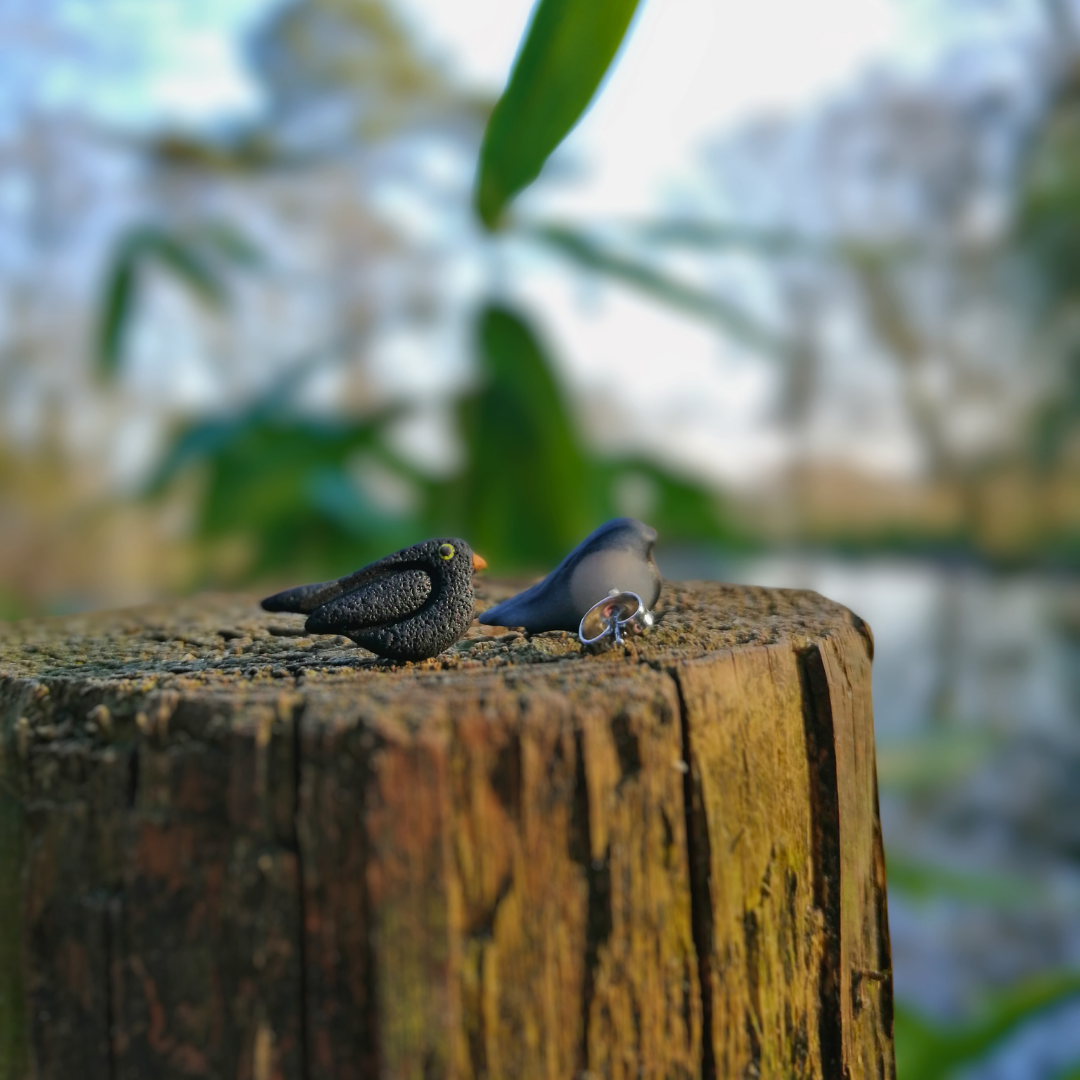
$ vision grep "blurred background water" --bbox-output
[2,0,1080,1075]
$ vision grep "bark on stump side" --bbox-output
[0,580,893,1080]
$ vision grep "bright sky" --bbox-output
[396,0,902,216]
[385,0,915,484]
[43,0,902,211]
[0,0,270,124]
[5,0,925,486]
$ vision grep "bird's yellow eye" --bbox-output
[439,543,455,561]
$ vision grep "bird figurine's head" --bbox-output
[564,518,658,615]
[411,537,487,580]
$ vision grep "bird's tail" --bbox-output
[260,579,344,615]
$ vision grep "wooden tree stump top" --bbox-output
[0,579,875,682]
[0,580,892,1080]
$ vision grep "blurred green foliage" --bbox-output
[0,589,27,623]
[97,222,261,378]
[150,301,737,581]
[531,224,787,354]
[1014,77,1080,474]
[443,303,740,568]
[454,304,595,565]
[879,725,1075,1073]
[885,854,1040,910]
[895,972,1080,1080]
[1016,106,1080,316]
[97,0,741,582]
[875,730,998,793]
[97,0,1080,582]
[150,409,398,580]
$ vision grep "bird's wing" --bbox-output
[304,568,432,635]
[261,549,418,615]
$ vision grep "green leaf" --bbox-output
[138,228,229,308]
[148,338,382,498]
[195,221,264,268]
[146,347,409,581]
[629,219,916,262]
[531,225,788,355]
[632,220,815,253]
[155,414,405,582]
[94,225,234,380]
[475,0,642,228]
[95,253,138,379]
[456,303,598,570]
[306,464,417,539]
[439,304,755,569]
[895,972,1080,1080]
[147,415,253,494]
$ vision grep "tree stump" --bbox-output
[0,580,893,1080]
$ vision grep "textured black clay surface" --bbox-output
[262,537,478,662]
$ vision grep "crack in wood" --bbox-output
[871,772,896,1060]
[610,709,642,789]
[669,667,716,1080]
[125,746,139,811]
[347,724,382,1079]
[798,643,844,1080]
[290,701,310,1080]
[571,728,613,1074]
[104,893,123,1080]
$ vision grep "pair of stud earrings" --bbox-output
[262,517,660,662]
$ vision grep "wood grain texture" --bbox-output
[0,580,893,1079]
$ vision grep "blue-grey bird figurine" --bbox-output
[478,518,660,634]
[261,538,487,662]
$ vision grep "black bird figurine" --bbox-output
[478,518,661,634]
[261,538,487,662]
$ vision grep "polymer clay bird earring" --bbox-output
[478,518,661,634]
[261,537,487,662]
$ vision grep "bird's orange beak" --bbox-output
[472,552,488,571]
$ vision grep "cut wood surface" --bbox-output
[0,580,893,1080]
